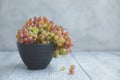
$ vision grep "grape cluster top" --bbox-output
[16,16,73,58]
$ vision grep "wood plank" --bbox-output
[2,51,119,80]
[92,52,120,69]
[49,54,91,80]
[7,56,50,80]
[0,52,10,64]
[111,51,120,57]
[91,52,120,79]
[72,52,120,80]
[31,65,50,80]
[8,61,34,80]
[0,51,20,80]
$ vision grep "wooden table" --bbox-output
[0,51,120,80]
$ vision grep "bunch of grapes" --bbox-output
[16,16,73,58]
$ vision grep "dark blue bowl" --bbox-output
[17,43,56,70]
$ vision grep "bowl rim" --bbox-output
[17,42,55,46]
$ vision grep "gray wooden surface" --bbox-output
[0,51,120,80]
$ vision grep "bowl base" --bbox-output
[27,66,47,70]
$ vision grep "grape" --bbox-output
[34,16,37,20]
[19,33,24,39]
[61,66,66,71]
[57,42,62,47]
[25,21,29,26]
[54,50,59,58]
[65,32,70,36]
[19,39,23,43]
[50,25,54,31]
[29,18,33,24]
[62,48,67,55]
[38,20,42,25]
[54,35,58,40]
[41,24,47,28]
[46,41,50,44]
[38,34,45,41]
[69,47,72,52]
[53,30,57,34]
[33,30,38,34]
[50,32,54,37]
[43,17,48,23]
[42,41,47,44]
[45,33,49,37]
[59,37,65,43]
[50,21,53,24]
[23,32,29,38]
[34,21,37,27]
[39,27,44,32]
[70,65,75,69]
[65,40,69,45]
[22,28,28,33]
[70,40,73,46]
[28,37,33,43]
[23,38,28,43]
[69,69,74,74]
[28,26,32,31]
[57,31,62,36]
[37,17,41,22]
[66,48,70,53]
[46,23,51,31]
[16,16,73,58]
[59,48,67,55]
[69,65,75,74]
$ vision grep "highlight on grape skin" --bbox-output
[16,16,73,58]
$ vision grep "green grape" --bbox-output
[57,42,62,47]
[28,31,33,37]
[16,34,18,39]
[42,41,47,44]
[56,46,60,50]
[33,30,38,34]
[59,48,63,55]
[50,32,55,37]
[54,49,59,58]
[61,66,66,71]
[59,37,65,43]
[44,32,48,37]
[41,24,47,28]
[46,41,50,44]
[41,30,46,35]
[59,48,67,55]
[53,30,57,34]
[54,35,58,40]
[62,48,67,55]
[32,26,39,31]
[28,26,32,31]
[44,24,48,28]
[46,23,51,31]
[46,36,51,40]
[39,27,44,32]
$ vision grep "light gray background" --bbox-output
[0,0,120,51]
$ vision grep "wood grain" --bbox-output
[50,54,90,80]
[0,51,120,80]
[0,52,20,80]
[72,52,120,80]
